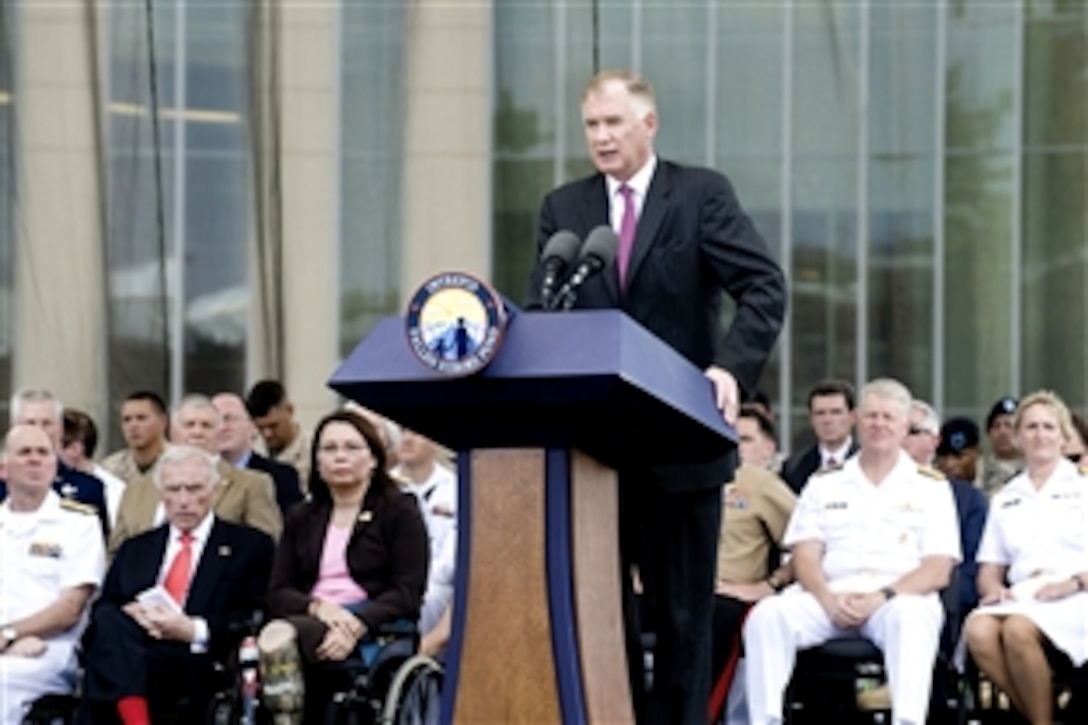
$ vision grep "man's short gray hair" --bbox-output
[910,400,941,435]
[172,393,222,427]
[859,378,913,418]
[153,445,219,490]
[10,389,63,424]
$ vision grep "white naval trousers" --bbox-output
[743,590,944,725]
[0,642,78,723]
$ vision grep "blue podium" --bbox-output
[329,309,735,723]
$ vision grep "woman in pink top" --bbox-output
[262,411,429,721]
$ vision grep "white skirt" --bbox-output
[958,588,1088,668]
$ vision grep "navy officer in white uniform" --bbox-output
[743,378,961,725]
[0,424,105,723]
[963,390,1088,725]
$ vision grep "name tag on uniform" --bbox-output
[1001,498,1022,509]
[29,541,62,558]
[724,486,748,510]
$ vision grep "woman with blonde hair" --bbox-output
[963,390,1088,725]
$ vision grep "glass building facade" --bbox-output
[0,0,1084,453]
[491,0,1088,449]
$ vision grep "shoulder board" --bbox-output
[59,499,97,516]
[917,465,947,481]
[1079,464,1088,477]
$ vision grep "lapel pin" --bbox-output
[358,511,373,523]
[219,545,231,556]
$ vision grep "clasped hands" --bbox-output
[123,601,196,643]
[820,591,887,630]
[310,599,368,662]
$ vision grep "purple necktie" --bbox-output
[617,184,637,287]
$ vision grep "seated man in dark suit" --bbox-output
[80,445,275,725]
[213,392,304,515]
[0,389,109,537]
[780,379,858,493]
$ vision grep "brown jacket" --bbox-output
[108,459,282,556]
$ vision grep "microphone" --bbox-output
[549,225,619,311]
[538,230,582,309]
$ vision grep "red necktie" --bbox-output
[163,532,193,605]
[616,184,637,287]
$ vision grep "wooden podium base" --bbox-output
[444,448,633,723]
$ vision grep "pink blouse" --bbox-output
[310,523,368,605]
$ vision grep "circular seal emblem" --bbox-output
[405,272,507,376]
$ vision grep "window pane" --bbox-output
[1022,7,1088,401]
[867,3,937,396]
[340,1,407,354]
[182,2,248,395]
[943,2,1018,415]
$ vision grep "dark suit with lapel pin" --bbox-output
[79,517,274,723]
[528,159,786,721]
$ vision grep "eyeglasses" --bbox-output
[908,426,934,436]
[1067,453,1083,464]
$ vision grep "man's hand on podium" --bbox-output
[704,366,739,425]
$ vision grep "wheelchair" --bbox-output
[206,621,443,725]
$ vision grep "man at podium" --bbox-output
[527,69,786,723]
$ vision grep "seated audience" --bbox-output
[212,392,304,516]
[0,389,110,536]
[246,380,313,486]
[978,396,1021,497]
[61,408,128,527]
[710,406,796,722]
[79,445,275,724]
[963,391,1088,725]
[109,394,282,554]
[392,428,457,562]
[906,402,988,613]
[100,391,170,484]
[0,425,105,723]
[259,411,428,723]
[418,531,456,660]
[780,380,858,493]
[744,379,961,725]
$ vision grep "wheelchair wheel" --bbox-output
[379,655,443,725]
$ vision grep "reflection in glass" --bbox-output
[1021,14,1087,400]
[340,1,408,355]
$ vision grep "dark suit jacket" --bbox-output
[246,451,304,516]
[90,517,274,661]
[0,461,109,536]
[267,486,428,641]
[949,477,987,612]
[527,160,787,491]
[780,440,860,493]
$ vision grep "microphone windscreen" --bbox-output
[541,230,581,266]
[582,225,619,266]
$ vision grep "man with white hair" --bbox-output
[80,445,275,723]
[905,399,988,615]
[744,379,962,725]
[109,395,282,554]
[0,389,109,536]
[0,424,105,723]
